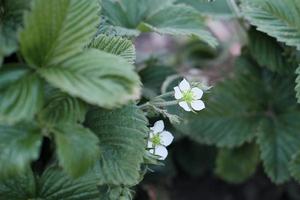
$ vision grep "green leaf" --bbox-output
[0,169,36,199]
[102,0,217,46]
[37,167,100,199]
[175,0,234,18]
[102,0,173,28]
[0,66,44,124]
[38,89,87,127]
[0,124,42,178]
[215,143,260,184]
[0,0,30,65]
[295,65,300,103]
[53,124,100,177]
[20,0,99,67]
[171,57,263,147]
[98,185,133,200]
[85,104,148,185]
[289,151,300,182]
[248,29,293,73]
[241,0,300,50]
[89,34,136,64]
[39,49,140,108]
[140,4,217,47]
[258,115,300,184]
[0,167,101,200]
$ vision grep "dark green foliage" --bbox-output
[0,0,30,65]
[0,167,101,199]
[139,65,176,98]
[215,143,260,183]
[101,0,217,46]
[0,123,42,179]
[85,104,149,186]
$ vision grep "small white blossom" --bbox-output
[148,120,174,160]
[174,79,205,112]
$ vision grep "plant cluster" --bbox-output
[1,0,300,199]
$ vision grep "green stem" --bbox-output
[152,100,178,107]
[154,91,174,99]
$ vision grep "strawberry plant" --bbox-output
[1,0,300,199]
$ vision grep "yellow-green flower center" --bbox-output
[182,91,194,103]
[151,134,161,145]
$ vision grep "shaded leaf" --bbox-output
[141,4,217,47]
[102,0,217,46]
[39,89,87,127]
[248,28,293,73]
[0,124,42,178]
[53,124,100,177]
[0,66,43,124]
[258,115,300,184]
[85,104,148,185]
[0,0,30,65]
[215,143,260,183]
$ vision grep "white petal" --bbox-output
[151,120,164,133]
[179,101,192,112]
[154,145,168,160]
[147,141,153,148]
[191,100,205,111]
[179,79,191,92]
[160,131,174,146]
[174,86,183,100]
[191,87,203,100]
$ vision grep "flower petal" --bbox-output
[147,141,153,148]
[179,79,191,92]
[179,101,192,112]
[174,86,183,99]
[154,145,168,160]
[191,87,203,100]
[151,120,164,133]
[160,131,174,146]
[191,100,205,111]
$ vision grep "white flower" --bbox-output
[173,79,205,112]
[148,120,174,160]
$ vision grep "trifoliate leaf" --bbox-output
[170,57,263,147]
[0,66,44,124]
[215,143,260,184]
[85,104,148,185]
[102,0,217,46]
[89,34,136,64]
[241,0,300,50]
[20,0,99,67]
[0,124,42,178]
[39,49,140,109]
[53,124,100,177]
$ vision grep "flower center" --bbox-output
[182,90,194,103]
[151,134,161,145]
